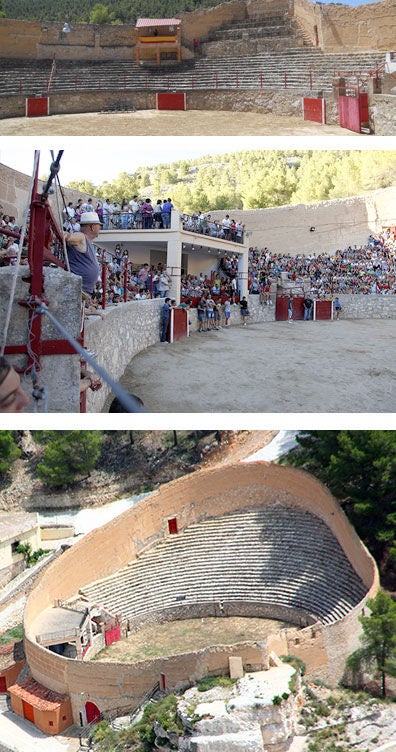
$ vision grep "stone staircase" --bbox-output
[80,506,367,629]
[202,12,306,56]
[0,48,384,99]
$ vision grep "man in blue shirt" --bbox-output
[160,297,171,342]
[162,198,174,229]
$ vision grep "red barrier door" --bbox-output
[275,296,304,320]
[26,97,49,117]
[85,702,101,724]
[275,296,289,321]
[169,308,188,342]
[338,93,368,133]
[314,300,333,320]
[156,92,186,110]
[302,97,326,124]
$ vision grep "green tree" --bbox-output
[282,431,396,584]
[89,3,114,23]
[67,179,97,196]
[36,431,102,487]
[346,590,396,697]
[0,431,21,474]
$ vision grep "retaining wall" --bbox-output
[23,463,379,722]
[293,0,396,51]
[0,0,392,61]
[0,89,334,121]
[212,186,396,254]
[370,94,396,135]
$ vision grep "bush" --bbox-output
[196,675,236,692]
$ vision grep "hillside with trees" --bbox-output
[2,0,223,24]
[66,150,396,213]
[282,431,396,590]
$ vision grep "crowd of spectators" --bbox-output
[181,213,245,243]
[63,196,175,232]
[2,200,396,304]
[245,230,396,297]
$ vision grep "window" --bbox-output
[11,540,20,555]
[49,721,54,727]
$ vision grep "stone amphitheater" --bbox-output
[23,462,379,725]
[0,0,394,133]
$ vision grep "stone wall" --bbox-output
[0,89,320,121]
[370,94,396,135]
[212,186,396,255]
[0,0,391,62]
[293,0,396,52]
[0,162,94,220]
[23,462,379,721]
[84,299,164,412]
[0,267,82,412]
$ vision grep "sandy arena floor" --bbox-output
[114,319,396,413]
[0,109,361,136]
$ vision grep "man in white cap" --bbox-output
[64,211,101,295]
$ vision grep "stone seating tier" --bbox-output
[80,507,367,629]
[0,49,383,98]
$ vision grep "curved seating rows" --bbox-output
[0,49,383,98]
[80,506,367,628]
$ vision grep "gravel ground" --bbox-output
[115,319,396,413]
[0,109,363,136]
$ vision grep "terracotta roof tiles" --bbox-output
[8,677,68,710]
[136,18,181,28]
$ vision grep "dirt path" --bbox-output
[115,319,396,413]
[0,110,361,136]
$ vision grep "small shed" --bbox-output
[8,676,73,734]
[135,18,182,66]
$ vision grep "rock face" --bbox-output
[178,665,301,751]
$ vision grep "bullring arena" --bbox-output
[1,158,396,413]
[19,463,378,733]
[0,0,395,135]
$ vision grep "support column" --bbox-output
[166,234,182,305]
[238,250,249,299]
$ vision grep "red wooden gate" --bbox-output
[169,308,188,342]
[85,701,101,724]
[314,300,333,320]
[0,676,7,692]
[26,97,49,117]
[302,97,326,124]
[105,626,121,646]
[275,296,304,321]
[338,93,369,133]
[156,92,186,110]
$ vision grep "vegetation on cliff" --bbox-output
[0,430,232,509]
[2,0,224,24]
[282,430,396,588]
[66,150,396,213]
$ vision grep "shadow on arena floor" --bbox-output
[109,319,396,413]
[0,110,362,136]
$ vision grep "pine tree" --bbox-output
[346,590,396,698]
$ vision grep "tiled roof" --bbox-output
[136,18,181,28]
[8,677,68,710]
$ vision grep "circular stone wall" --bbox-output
[23,462,379,722]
